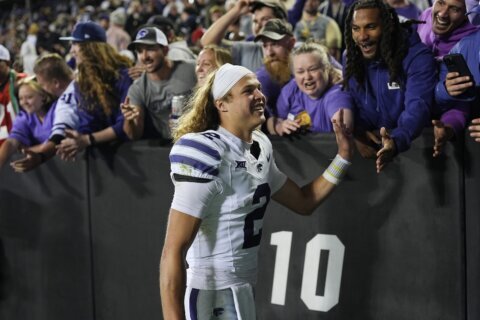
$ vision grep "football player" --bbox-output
[160,63,354,320]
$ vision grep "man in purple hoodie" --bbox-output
[343,0,437,172]
[417,0,478,61]
[416,0,479,155]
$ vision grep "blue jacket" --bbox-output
[345,29,436,153]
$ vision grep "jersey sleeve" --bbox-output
[169,132,225,180]
[170,176,222,219]
[49,81,79,139]
[169,132,226,218]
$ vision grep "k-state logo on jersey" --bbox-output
[235,161,247,169]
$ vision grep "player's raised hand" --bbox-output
[332,108,354,161]
[432,120,454,157]
[376,127,396,173]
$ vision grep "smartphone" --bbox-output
[443,53,476,96]
[444,53,473,78]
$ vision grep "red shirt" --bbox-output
[0,70,26,145]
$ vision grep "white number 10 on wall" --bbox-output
[270,232,345,312]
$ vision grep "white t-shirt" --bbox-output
[170,126,287,290]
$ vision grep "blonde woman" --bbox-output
[195,45,232,87]
[0,76,55,171]
[273,42,354,135]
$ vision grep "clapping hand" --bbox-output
[56,129,89,161]
[10,148,42,173]
[432,120,454,157]
[376,127,396,173]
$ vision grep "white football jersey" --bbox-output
[170,126,287,290]
[49,81,79,138]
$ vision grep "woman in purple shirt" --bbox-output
[273,41,354,135]
[0,76,56,171]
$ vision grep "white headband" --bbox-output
[212,63,253,100]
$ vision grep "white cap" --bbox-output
[0,45,10,62]
[212,63,253,100]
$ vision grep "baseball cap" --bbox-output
[59,21,106,42]
[254,19,293,42]
[250,0,287,20]
[0,45,10,62]
[127,27,169,51]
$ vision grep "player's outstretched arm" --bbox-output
[272,109,354,215]
[160,209,201,320]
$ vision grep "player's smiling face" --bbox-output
[221,74,266,130]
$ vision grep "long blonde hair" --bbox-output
[173,72,232,142]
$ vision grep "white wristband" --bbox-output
[322,154,351,185]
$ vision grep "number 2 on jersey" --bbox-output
[243,183,271,249]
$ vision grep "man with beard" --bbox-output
[122,27,196,141]
[343,0,436,172]
[253,19,296,134]
[293,0,343,61]
[201,0,304,72]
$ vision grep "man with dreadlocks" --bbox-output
[343,0,437,173]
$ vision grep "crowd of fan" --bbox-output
[0,0,479,174]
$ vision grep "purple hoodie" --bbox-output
[417,7,479,60]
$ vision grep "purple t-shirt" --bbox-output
[9,101,57,146]
[277,79,353,132]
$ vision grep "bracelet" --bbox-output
[322,154,351,185]
[88,133,96,146]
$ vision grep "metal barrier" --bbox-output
[0,129,476,320]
